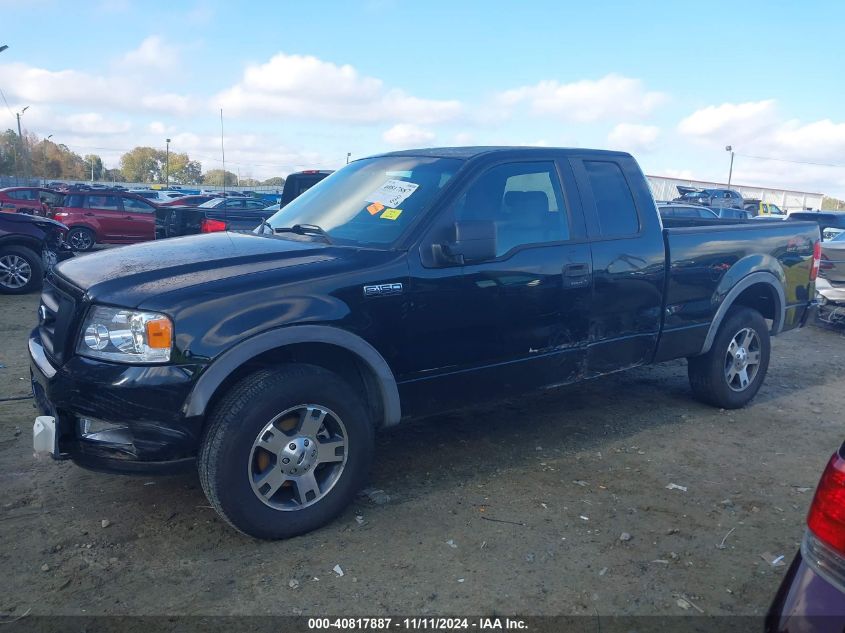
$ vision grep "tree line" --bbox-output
[0,129,286,187]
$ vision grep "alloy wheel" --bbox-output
[248,404,348,511]
[0,254,32,289]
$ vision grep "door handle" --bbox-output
[84,212,95,217]
[563,263,590,277]
[124,216,133,220]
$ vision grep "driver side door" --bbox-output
[399,159,592,417]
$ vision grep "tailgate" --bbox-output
[820,241,845,283]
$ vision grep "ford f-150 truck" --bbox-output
[29,147,821,539]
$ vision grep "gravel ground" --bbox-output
[0,289,843,618]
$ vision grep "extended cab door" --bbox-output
[401,158,592,416]
[569,155,666,375]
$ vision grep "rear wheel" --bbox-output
[198,364,374,539]
[67,227,95,251]
[688,307,771,409]
[0,245,43,294]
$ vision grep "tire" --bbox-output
[0,245,43,294]
[198,364,374,539]
[67,227,96,251]
[688,306,771,409]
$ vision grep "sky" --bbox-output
[1,0,844,196]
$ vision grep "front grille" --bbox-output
[38,276,80,365]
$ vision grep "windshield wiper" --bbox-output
[274,223,333,244]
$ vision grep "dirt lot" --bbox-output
[0,289,843,618]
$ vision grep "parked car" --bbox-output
[0,187,63,216]
[713,207,751,220]
[673,186,745,210]
[745,200,788,217]
[155,196,273,238]
[0,212,71,293]
[279,170,333,207]
[51,192,157,251]
[157,195,219,207]
[30,146,820,539]
[766,441,845,631]
[657,203,719,220]
[787,211,845,241]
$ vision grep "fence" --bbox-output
[646,175,824,211]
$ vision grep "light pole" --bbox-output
[725,145,734,188]
[16,106,29,183]
[346,152,351,165]
[165,138,170,188]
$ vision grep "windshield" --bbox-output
[266,156,463,247]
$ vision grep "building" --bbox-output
[647,175,823,211]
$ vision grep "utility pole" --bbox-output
[16,106,29,183]
[165,138,171,188]
[346,152,351,164]
[220,109,226,194]
[90,157,94,182]
[725,145,734,188]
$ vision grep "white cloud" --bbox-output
[382,124,435,147]
[0,61,195,115]
[120,36,177,71]
[496,74,666,123]
[214,53,463,124]
[607,123,660,152]
[677,100,778,144]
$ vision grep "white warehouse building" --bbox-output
[646,175,824,212]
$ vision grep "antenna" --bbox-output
[220,108,226,194]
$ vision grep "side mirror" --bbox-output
[442,220,497,264]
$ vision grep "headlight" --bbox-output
[77,306,173,363]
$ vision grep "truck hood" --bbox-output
[54,232,340,306]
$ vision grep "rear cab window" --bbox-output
[582,160,640,237]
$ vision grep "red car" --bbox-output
[0,187,63,216]
[51,191,156,251]
[766,441,845,631]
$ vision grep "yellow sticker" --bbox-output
[367,202,384,215]
[381,208,402,220]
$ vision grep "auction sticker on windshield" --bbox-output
[380,208,402,220]
[366,180,419,208]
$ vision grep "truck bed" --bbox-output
[653,219,819,362]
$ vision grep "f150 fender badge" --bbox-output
[363,283,403,297]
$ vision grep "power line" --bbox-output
[736,153,844,169]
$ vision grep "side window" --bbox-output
[122,197,155,213]
[64,194,84,208]
[87,195,121,211]
[583,161,640,237]
[224,199,245,209]
[246,200,265,209]
[455,161,569,257]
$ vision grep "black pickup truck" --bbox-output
[29,147,820,539]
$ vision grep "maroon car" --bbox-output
[767,442,845,631]
[0,186,63,216]
[51,191,156,251]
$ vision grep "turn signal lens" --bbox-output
[145,318,172,349]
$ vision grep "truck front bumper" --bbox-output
[29,329,202,474]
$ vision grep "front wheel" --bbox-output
[0,245,43,294]
[688,307,771,409]
[198,364,374,539]
[67,227,96,251]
